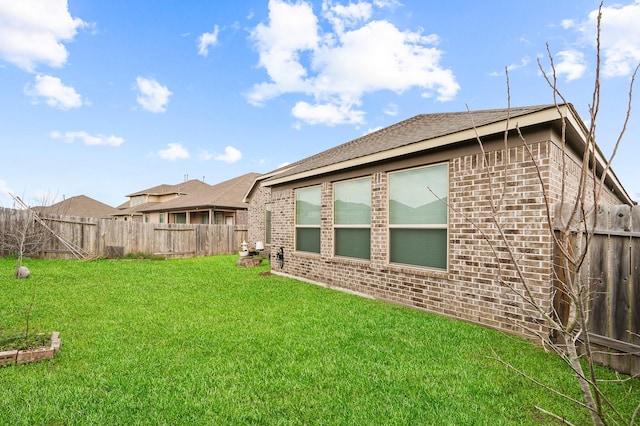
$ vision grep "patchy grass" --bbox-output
[0,332,51,351]
[0,256,638,425]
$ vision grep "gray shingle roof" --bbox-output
[137,172,261,212]
[264,105,555,182]
[39,195,119,218]
[126,179,211,197]
[113,201,160,216]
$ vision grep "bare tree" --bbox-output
[459,5,640,425]
[0,196,53,273]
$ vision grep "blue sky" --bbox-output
[1,0,639,207]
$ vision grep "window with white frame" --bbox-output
[295,186,321,253]
[388,163,448,270]
[334,177,371,259]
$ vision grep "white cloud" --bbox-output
[373,0,401,9]
[0,0,86,72]
[214,146,242,163]
[158,143,189,161]
[519,36,532,46]
[50,130,124,146]
[489,57,532,78]
[561,19,574,29]
[507,56,531,72]
[135,76,172,113]
[364,126,383,135]
[248,0,319,106]
[0,179,12,200]
[198,149,214,161]
[577,1,640,77]
[197,25,220,57]
[384,103,398,116]
[248,0,459,127]
[24,74,83,110]
[322,1,373,34]
[554,50,587,81]
[292,100,365,126]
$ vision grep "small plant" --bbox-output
[0,331,51,351]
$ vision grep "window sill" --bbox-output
[293,251,321,258]
[329,255,371,267]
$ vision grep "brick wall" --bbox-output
[236,210,249,226]
[247,183,270,247]
[448,141,554,336]
[250,136,625,340]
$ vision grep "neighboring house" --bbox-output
[113,179,211,222]
[245,104,633,339]
[37,195,119,218]
[115,173,260,224]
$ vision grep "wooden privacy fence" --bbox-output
[0,208,248,259]
[554,204,640,377]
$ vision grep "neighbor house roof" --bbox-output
[126,179,212,198]
[38,195,119,218]
[254,104,632,204]
[112,179,215,217]
[138,172,261,212]
[113,202,160,216]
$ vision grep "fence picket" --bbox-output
[0,207,247,259]
[589,205,609,338]
[554,204,640,376]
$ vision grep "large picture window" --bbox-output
[334,177,371,259]
[295,186,321,253]
[389,163,448,270]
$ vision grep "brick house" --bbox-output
[114,173,259,224]
[245,104,633,339]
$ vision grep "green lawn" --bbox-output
[0,256,638,425]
